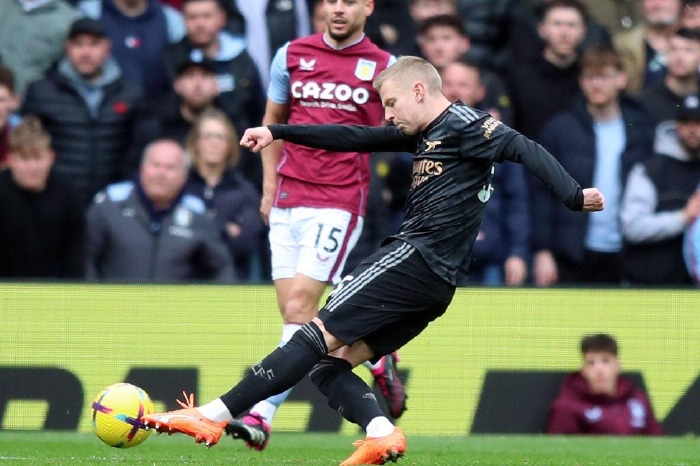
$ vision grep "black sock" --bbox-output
[310,356,385,430]
[220,321,327,416]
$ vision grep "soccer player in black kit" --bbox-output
[142,56,605,466]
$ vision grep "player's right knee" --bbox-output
[282,295,319,324]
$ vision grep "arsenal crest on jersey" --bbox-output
[355,59,377,81]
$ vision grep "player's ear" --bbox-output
[413,82,426,101]
[364,0,375,16]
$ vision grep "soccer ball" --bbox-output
[91,383,154,448]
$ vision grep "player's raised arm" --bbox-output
[498,133,604,212]
[242,123,418,154]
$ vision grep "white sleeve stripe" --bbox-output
[449,106,478,124]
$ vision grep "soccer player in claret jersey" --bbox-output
[221,0,405,451]
[142,56,605,465]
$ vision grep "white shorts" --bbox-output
[269,207,364,284]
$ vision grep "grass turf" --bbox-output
[0,432,698,465]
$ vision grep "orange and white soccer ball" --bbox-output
[91,383,154,448]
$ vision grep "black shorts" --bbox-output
[318,240,456,359]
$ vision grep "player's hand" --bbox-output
[582,188,605,212]
[240,127,274,153]
[260,194,273,226]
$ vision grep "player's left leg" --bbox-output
[141,318,343,446]
[311,240,455,464]
[310,344,406,466]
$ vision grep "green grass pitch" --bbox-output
[0,431,698,465]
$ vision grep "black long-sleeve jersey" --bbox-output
[269,102,583,286]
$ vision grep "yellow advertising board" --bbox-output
[1,284,698,435]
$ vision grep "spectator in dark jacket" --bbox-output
[510,0,612,70]
[508,0,587,140]
[0,117,85,279]
[184,109,263,281]
[141,56,261,189]
[533,45,654,286]
[637,27,700,125]
[547,334,664,436]
[22,18,146,207]
[365,0,417,57]
[161,0,264,139]
[457,0,524,74]
[86,138,235,282]
[145,57,220,145]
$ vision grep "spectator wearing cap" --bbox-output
[161,0,264,140]
[22,17,147,208]
[620,98,700,285]
[76,0,186,101]
[0,0,82,97]
[135,57,219,150]
[638,27,700,125]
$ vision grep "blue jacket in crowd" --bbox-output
[532,95,655,264]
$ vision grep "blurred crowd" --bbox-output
[0,0,699,287]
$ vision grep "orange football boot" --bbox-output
[141,391,227,447]
[339,426,407,465]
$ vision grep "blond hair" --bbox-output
[186,108,240,168]
[373,56,443,94]
[9,116,51,153]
